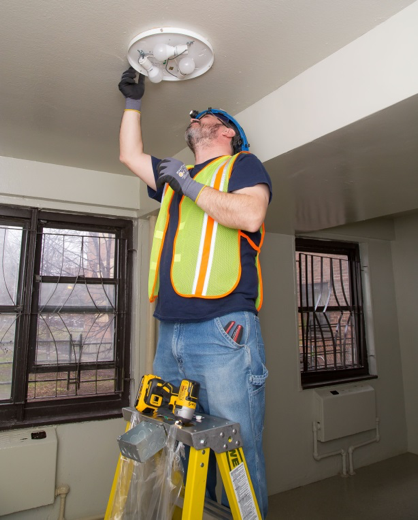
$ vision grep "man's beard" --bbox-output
[184,122,222,153]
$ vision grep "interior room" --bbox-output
[1,1,418,518]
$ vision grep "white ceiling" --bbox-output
[0,0,417,232]
[265,94,418,233]
[0,0,415,173]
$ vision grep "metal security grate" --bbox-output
[0,207,132,428]
[28,228,120,400]
[295,239,368,387]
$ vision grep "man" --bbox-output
[118,67,272,518]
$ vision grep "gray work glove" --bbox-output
[118,66,145,111]
[156,158,205,202]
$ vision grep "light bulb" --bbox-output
[138,56,163,83]
[147,66,163,83]
[178,57,196,75]
[153,43,189,62]
[153,43,176,62]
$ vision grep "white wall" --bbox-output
[260,220,408,495]
[2,419,125,520]
[1,5,416,513]
[1,157,151,520]
[0,156,159,218]
[391,213,418,455]
[0,156,412,515]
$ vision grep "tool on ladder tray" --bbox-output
[136,374,200,422]
[105,374,261,520]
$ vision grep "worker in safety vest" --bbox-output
[118,67,272,518]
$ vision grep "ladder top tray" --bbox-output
[122,407,244,453]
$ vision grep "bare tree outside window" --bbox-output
[30,229,118,400]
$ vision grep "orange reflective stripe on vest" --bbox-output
[148,153,265,310]
[190,158,230,296]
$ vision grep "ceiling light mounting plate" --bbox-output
[127,27,214,82]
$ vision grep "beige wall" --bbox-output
[2,6,418,512]
[2,419,125,520]
[0,157,412,517]
[392,213,418,455]
[260,222,408,495]
[1,158,151,520]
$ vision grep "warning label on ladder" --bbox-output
[230,462,258,520]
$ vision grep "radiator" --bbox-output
[313,385,376,442]
[0,426,57,516]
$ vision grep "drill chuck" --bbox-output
[174,379,200,422]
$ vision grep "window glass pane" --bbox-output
[0,226,23,305]
[0,208,131,424]
[296,248,362,376]
[299,310,358,371]
[35,313,115,365]
[39,283,115,310]
[80,369,116,395]
[40,229,116,278]
[0,314,16,400]
[27,368,116,399]
[296,253,349,309]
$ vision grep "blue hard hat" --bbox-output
[189,108,249,153]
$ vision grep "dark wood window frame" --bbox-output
[296,237,374,388]
[0,205,133,430]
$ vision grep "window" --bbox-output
[0,206,133,429]
[295,238,370,388]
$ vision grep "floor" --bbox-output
[267,453,418,520]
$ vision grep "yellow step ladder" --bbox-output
[105,407,261,520]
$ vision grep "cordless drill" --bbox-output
[135,374,200,422]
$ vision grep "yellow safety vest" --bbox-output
[148,154,265,310]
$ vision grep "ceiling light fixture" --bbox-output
[127,27,214,82]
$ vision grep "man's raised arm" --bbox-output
[118,67,156,190]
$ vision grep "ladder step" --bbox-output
[176,496,232,519]
[203,497,233,519]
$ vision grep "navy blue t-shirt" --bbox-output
[148,153,272,322]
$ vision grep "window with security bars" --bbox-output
[0,206,132,429]
[295,238,369,388]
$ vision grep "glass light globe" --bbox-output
[153,43,175,62]
[178,57,196,75]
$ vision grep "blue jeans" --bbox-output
[153,311,268,519]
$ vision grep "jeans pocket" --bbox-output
[249,364,268,394]
[214,315,246,350]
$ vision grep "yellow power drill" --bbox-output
[135,374,200,422]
